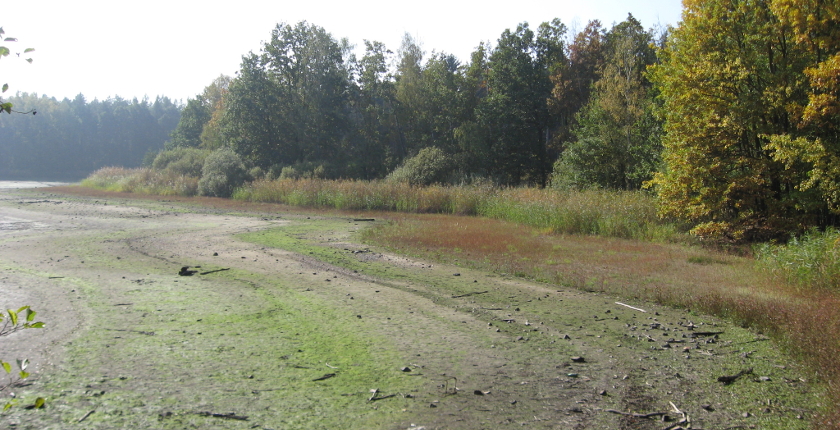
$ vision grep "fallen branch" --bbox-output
[606,409,666,419]
[104,328,155,336]
[452,291,488,299]
[615,302,646,312]
[353,218,375,222]
[313,373,336,381]
[195,411,248,421]
[78,410,95,423]
[199,268,230,275]
[689,331,724,337]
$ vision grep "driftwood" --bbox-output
[717,368,753,384]
[78,410,95,423]
[312,373,336,381]
[452,291,488,299]
[606,409,665,418]
[689,331,725,337]
[195,411,248,421]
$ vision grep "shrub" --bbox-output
[152,147,211,177]
[387,147,455,186]
[198,148,248,197]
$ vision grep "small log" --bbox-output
[78,410,95,423]
[196,411,248,421]
[606,409,666,418]
[313,373,336,381]
[452,291,488,299]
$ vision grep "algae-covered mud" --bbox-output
[0,187,824,429]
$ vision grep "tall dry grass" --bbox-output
[234,178,680,241]
[81,167,199,196]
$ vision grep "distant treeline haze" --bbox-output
[0,94,180,180]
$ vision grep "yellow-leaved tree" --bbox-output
[767,1,840,215]
[649,0,817,241]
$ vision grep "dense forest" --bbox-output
[0,94,180,180]
[169,15,663,190]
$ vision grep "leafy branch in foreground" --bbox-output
[1,307,45,410]
[0,26,36,115]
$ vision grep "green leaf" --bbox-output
[2,84,7,93]
[17,358,28,371]
[1,362,11,374]
[28,322,45,328]
[24,48,34,53]
[8,309,18,326]
[25,58,32,64]
[0,47,9,57]
[3,402,12,412]
[33,397,45,409]
[25,308,36,322]
[19,370,30,379]
[3,38,18,42]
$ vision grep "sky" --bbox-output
[3,0,684,103]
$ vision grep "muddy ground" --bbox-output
[0,187,821,429]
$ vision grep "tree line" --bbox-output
[168,1,838,241]
[170,15,663,189]
[0,94,180,180]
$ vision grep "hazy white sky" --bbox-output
[3,0,683,103]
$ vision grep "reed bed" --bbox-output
[235,178,680,241]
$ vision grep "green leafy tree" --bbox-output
[477,20,566,185]
[650,0,812,241]
[347,40,399,178]
[223,22,352,170]
[549,20,606,152]
[556,15,661,190]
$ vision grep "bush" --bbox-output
[152,147,211,177]
[198,148,248,197]
[387,147,455,186]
